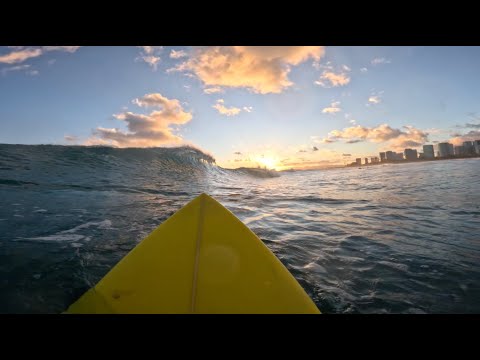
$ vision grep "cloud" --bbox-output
[315,70,350,87]
[298,150,307,153]
[234,151,242,155]
[368,95,381,104]
[360,67,368,73]
[170,46,325,94]
[371,57,391,65]
[170,49,187,59]
[212,99,241,116]
[203,87,224,94]
[86,93,192,147]
[1,64,31,75]
[465,123,480,129]
[0,48,42,64]
[322,124,429,149]
[64,135,78,142]
[0,46,80,64]
[342,153,352,156]
[27,69,39,76]
[322,101,341,114]
[136,46,163,70]
[42,46,81,53]
[449,130,480,145]
[313,146,318,151]
[243,106,253,113]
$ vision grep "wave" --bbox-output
[0,144,279,183]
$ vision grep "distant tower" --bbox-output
[356,158,361,166]
[423,145,434,159]
[438,142,451,157]
[364,157,369,165]
[463,141,474,155]
[474,140,480,155]
[379,152,386,162]
[454,145,465,156]
[404,148,418,160]
[385,151,395,161]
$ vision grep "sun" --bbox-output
[255,156,280,170]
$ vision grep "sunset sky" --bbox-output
[1,46,480,170]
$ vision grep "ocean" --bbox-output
[0,144,479,313]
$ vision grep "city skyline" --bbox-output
[1,46,480,170]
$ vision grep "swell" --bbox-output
[0,144,278,180]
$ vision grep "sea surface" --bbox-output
[1,144,479,313]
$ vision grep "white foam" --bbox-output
[62,219,113,233]
[21,234,85,242]
[71,242,83,248]
[14,214,24,218]
[33,209,47,213]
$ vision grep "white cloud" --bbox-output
[170,46,325,94]
[449,130,480,145]
[371,57,391,66]
[203,87,224,94]
[322,124,429,149]
[86,93,192,147]
[0,48,42,64]
[0,46,80,65]
[170,49,187,59]
[360,67,368,73]
[1,64,31,75]
[136,46,163,70]
[212,99,242,116]
[64,135,78,142]
[322,101,341,114]
[243,106,253,113]
[314,64,351,88]
[42,46,81,53]
[368,96,381,104]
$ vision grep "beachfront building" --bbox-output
[379,152,386,162]
[438,142,451,158]
[395,152,404,160]
[404,148,418,160]
[463,141,475,155]
[474,140,480,155]
[356,158,361,166]
[454,146,465,156]
[385,151,395,161]
[423,145,435,159]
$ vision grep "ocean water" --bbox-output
[0,144,479,314]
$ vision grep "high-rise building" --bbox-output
[364,158,369,165]
[385,151,395,161]
[355,158,361,166]
[448,143,454,156]
[418,152,425,159]
[438,142,451,157]
[423,145,434,159]
[396,152,404,160]
[463,141,475,155]
[474,140,480,155]
[404,148,418,160]
[454,146,465,156]
[379,152,386,162]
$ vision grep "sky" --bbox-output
[1,46,480,170]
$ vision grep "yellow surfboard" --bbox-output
[65,193,320,314]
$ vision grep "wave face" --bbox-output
[1,144,480,313]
